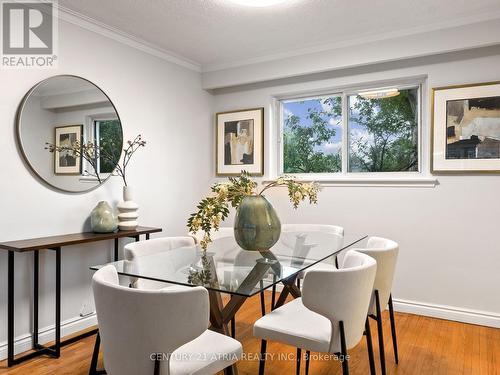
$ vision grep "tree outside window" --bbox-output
[283,96,342,174]
[281,86,419,175]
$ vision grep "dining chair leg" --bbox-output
[153,358,160,375]
[388,294,399,364]
[335,255,339,269]
[375,290,387,375]
[339,321,349,375]
[271,275,277,310]
[305,350,311,375]
[260,293,266,316]
[231,317,236,339]
[365,318,376,375]
[259,340,267,375]
[296,278,301,290]
[259,280,266,317]
[296,348,302,375]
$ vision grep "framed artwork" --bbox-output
[216,107,264,176]
[432,81,500,173]
[54,125,83,175]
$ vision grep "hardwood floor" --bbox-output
[1,291,499,375]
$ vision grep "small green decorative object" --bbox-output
[91,201,118,233]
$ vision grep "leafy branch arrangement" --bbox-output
[46,140,105,183]
[187,171,320,250]
[111,135,146,186]
[45,134,146,186]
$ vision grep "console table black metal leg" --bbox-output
[146,233,150,240]
[54,247,61,357]
[114,238,119,262]
[8,250,14,367]
[8,248,62,366]
[89,332,106,375]
[33,251,39,347]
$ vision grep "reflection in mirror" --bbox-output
[17,75,123,192]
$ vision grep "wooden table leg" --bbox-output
[274,274,302,309]
[208,290,243,375]
[208,290,230,335]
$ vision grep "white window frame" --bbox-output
[274,78,437,187]
[79,113,119,183]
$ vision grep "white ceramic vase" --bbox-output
[117,186,139,231]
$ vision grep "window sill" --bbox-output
[79,176,101,184]
[261,176,438,188]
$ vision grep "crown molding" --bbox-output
[56,4,202,72]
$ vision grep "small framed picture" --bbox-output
[216,108,264,176]
[54,125,83,175]
[432,81,500,173]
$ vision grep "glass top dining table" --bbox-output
[90,230,367,298]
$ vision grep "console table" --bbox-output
[0,226,162,367]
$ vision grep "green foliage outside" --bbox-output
[349,89,418,172]
[283,89,418,173]
[283,96,342,173]
[98,120,123,173]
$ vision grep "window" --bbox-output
[283,96,342,173]
[280,85,420,176]
[94,119,122,174]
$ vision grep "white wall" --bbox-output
[213,45,500,327]
[0,19,213,358]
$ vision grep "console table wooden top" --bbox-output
[0,226,162,252]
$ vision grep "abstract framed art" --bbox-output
[432,81,500,173]
[216,107,264,176]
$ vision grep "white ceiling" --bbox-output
[34,77,95,95]
[59,0,500,71]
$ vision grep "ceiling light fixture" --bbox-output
[358,88,400,100]
[228,0,289,7]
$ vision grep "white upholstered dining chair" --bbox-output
[253,250,377,375]
[354,236,399,375]
[124,236,195,290]
[92,265,242,375]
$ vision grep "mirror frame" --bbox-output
[15,74,124,193]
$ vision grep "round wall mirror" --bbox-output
[16,75,123,193]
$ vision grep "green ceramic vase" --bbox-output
[91,201,118,233]
[234,195,281,251]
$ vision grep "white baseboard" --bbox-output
[0,313,98,361]
[392,298,500,328]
